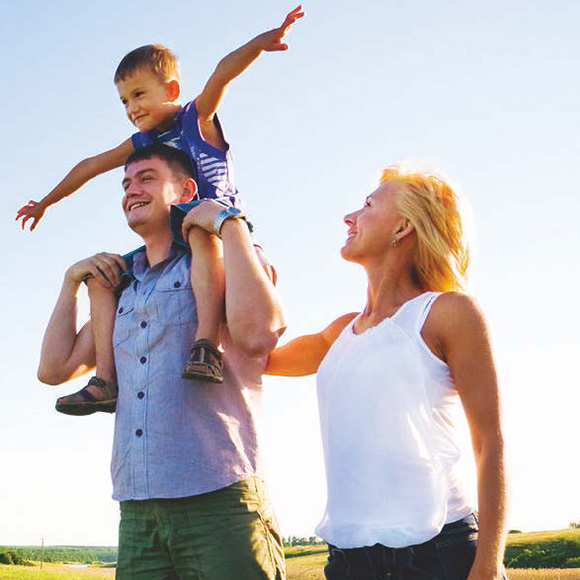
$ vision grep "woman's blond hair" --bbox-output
[380,166,469,292]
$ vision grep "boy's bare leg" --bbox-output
[182,226,225,382]
[87,278,118,388]
[55,278,118,415]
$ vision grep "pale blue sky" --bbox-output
[1,0,579,545]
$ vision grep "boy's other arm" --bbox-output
[37,253,125,385]
[195,5,304,149]
[265,313,358,376]
[16,138,135,231]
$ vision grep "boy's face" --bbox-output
[116,68,179,133]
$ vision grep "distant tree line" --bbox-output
[0,546,117,565]
[0,550,33,566]
[283,536,324,546]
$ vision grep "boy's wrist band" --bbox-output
[212,207,245,237]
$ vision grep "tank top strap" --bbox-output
[391,292,442,336]
[415,292,443,332]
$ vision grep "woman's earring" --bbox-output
[391,237,398,248]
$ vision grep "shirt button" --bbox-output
[135,429,143,437]
[137,391,145,399]
[118,307,124,314]
[140,321,147,328]
[173,281,182,288]
[140,356,147,364]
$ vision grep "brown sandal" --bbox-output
[55,376,117,416]
[182,339,223,383]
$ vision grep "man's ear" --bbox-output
[166,79,181,102]
[180,178,198,202]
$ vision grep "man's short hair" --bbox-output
[125,144,198,183]
[114,44,179,84]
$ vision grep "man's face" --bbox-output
[122,156,186,234]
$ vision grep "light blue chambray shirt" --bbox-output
[111,245,266,501]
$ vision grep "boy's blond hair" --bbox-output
[114,44,180,84]
[380,166,469,292]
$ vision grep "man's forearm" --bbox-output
[220,219,286,357]
[38,276,93,384]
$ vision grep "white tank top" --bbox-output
[315,292,473,549]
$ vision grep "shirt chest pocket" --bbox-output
[154,277,197,325]
[113,296,135,348]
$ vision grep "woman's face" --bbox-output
[341,181,403,263]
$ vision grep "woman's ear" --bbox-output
[393,218,415,244]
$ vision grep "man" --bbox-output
[37,144,287,580]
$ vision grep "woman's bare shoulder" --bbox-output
[322,312,359,345]
[427,292,489,340]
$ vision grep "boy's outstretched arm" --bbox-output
[195,5,304,147]
[16,138,135,231]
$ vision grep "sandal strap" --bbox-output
[59,376,118,405]
[71,385,99,403]
[190,339,222,361]
[86,376,118,400]
[56,376,118,415]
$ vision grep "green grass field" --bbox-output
[0,564,114,579]
[2,562,579,580]
[1,530,578,579]
[284,552,580,580]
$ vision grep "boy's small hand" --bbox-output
[182,201,220,239]
[16,200,47,231]
[254,5,305,52]
[181,200,234,239]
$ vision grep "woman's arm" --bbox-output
[265,312,358,376]
[425,293,507,580]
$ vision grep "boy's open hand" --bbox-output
[16,200,47,231]
[254,5,305,52]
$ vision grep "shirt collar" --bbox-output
[132,242,188,282]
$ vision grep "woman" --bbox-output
[266,166,508,580]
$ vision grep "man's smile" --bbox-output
[127,200,150,213]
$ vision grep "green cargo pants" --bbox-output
[116,477,285,580]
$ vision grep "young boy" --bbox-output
[17,6,304,415]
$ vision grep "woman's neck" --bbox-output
[360,260,423,326]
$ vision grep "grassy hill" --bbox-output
[504,529,580,568]
[1,529,578,569]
